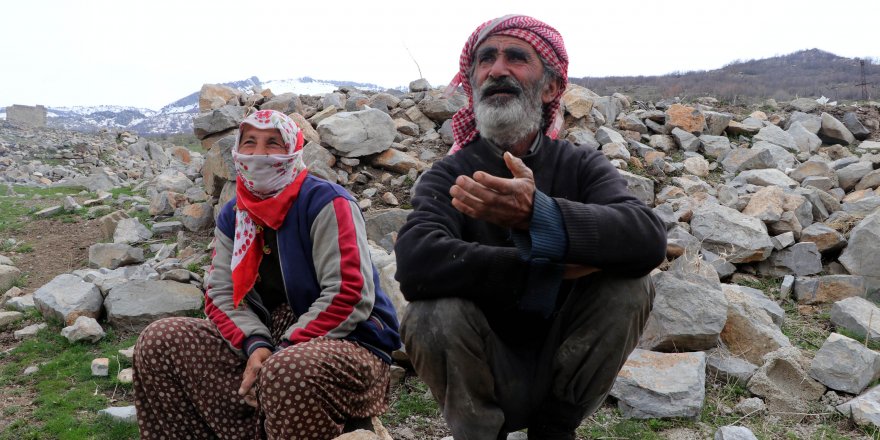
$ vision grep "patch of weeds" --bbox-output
[381,376,440,426]
[579,406,682,439]
[110,187,138,198]
[781,301,831,351]
[16,242,34,253]
[186,262,206,277]
[11,185,84,199]
[836,327,880,351]
[0,196,34,233]
[733,275,782,298]
[0,324,140,440]
[12,273,29,288]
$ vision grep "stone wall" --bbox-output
[7,104,47,127]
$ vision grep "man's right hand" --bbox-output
[239,347,272,408]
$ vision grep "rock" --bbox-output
[318,109,396,158]
[409,79,431,92]
[152,171,193,194]
[742,185,785,222]
[610,349,706,419]
[649,134,676,152]
[830,297,880,342]
[683,156,710,177]
[794,275,866,305]
[837,161,873,191]
[105,280,203,330]
[839,210,880,297]
[691,203,774,264]
[91,357,110,376]
[837,384,880,429]
[0,265,22,294]
[732,169,798,189]
[809,333,880,394]
[787,122,822,153]
[593,95,626,127]
[600,142,630,161]
[370,149,426,174]
[0,311,24,328]
[14,323,47,340]
[790,160,837,185]
[747,347,825,420]
[417,94,466,123]
[704,111,733,136]
[562,85,598,119]
[34,205,62,218]
[751,141,797,171]
[842,113,871,141]
[720,148,776,174]
[666,104,705,134]
[33,274,103,325]
[117,367,134,384]
[177,202,214,232]
[98,210,130,242]
[618,170,654,206]
[98,406,137,423]
[754,125,797,152]
[640,262,727,351]
[333,430,380,440]
[734,397,766,415]
[715,426,758,440]
[394,118,419,137]
[152,221,184,235]
[364,209,411,246]
[63,195,82,212]
[699,135,731,159]
[113,218,153,245]
[595,126,625,145]
[671,127,700,151]
[381,192,398,206]
[758,242,822,277]
[789,98,819,113]
[618,115,647,134]
[819,112,855,145]
[119,346,135,361]
[725,284,784,326]
[5,294,35,312]
[160,269,191,283]
[193,105,245,139]
[89,243,144,269]
[706,348,758,386]
[61,316,106,343]
[720,284,791,366]
[726,118,763,136]
[198,83,238,112]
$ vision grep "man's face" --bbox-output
[472,35,556,107]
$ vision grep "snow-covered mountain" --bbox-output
[1,76,390,135]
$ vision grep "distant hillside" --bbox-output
[572,49,880,104]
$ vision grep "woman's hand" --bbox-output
[238,347,272,408]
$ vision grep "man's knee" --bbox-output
[589,272,654,317]
[401,298,486,350]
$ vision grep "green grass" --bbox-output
[0,323,140,440]
[380,377,440,426]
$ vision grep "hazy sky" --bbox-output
[3,0,879,109]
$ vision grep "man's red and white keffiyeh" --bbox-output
[230,109,306,308]
[445,14,570,154]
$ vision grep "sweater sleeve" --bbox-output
[394,161,530,302]
[204,226,273,358]
[281,197,375,345]
[555,148,667,277]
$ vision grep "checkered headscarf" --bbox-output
[446,15,569,154]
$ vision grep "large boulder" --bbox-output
[830,297,880,342]
[754,125,797,152]
[720,284,791,366]
[317,109,396,158]
[837,384,880,429]
[666,104,705,134]
[193,105,246,140]
[809,333,880,394]
[113,218,153,245]
[819,112,855,145]
[88,243,144,270]
[33,274,103,325]
[610,349,706,419]
[839,210,880,297]
[794,275,865,305]
[691,203,774,264]
[105,280,203,330]
[747,347,825,420]
[0,265,22,293]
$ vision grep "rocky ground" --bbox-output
[3,81,880,439]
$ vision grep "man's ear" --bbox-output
[541,76,562,104]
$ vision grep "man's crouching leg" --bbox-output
[401,298,506,440]
[529,272,655,440]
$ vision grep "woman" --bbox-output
[133,109,401,439]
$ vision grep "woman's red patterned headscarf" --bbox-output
[446,15,569,154]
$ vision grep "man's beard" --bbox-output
[472,75,545,149]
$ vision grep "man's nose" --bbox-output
[487,57,511,79]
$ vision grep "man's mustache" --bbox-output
[477,77,524,99]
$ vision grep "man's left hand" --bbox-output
[450,152,535,230]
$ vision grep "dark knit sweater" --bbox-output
[394,135,667,344]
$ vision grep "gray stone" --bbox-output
[754,125,797,152]
[370,149,427,174]
[14,322,47,340]
[750,141,797,171]
[691,203,774,264]
[720,148,776,174]
[837,384,880,428]
[809,333,880,394]
[98,210,130,242]
[820,112,855,145]
[152,221,184,235]
[610,349,706,419]
[747,347,825,420]
[594,96,626,127]
[742,185,785,222]
[640,263,727,351]
[618,170,654,206]
[758,242,822,277]
[704,111,733,136]
[34,205,62,218]
[105,280,203,330]
[152,171,193,194]
[789,98,819,113]
[706,348,758,386]
[318,109,396,158]
[160,269,191,283]
[726,118,763,136]
[839,210,880,297]
[786,111,822,133]
[683,156,710,177]
[89,243,144,269]
[363,209,411,248]
[649,134,676,152]
[61,316,106,343]
[91,357,109,376]
[843,112,871,141]
[0,311,24,328]
[113,218,153,245]
[699,135,731,159]
[715,426,758,440]
[595,126,625,145]
[787,122,822,153]
[567,129,599,149]
[417,94,465,123]
[618,114,647,134]
[0,265,22,294]
[721,284,791,366]
[33,274,103,325]
[830,297,880,342]
[800,223,846,253]
[99,406,137,423]
[795,275,865,305]
[63,195,82,212]
[771,232,795,250]
[671,127,700,151]
[842,195,880,217]
[732,169,798,189]
[837,161,874,191]
[5,294,35,312]
[725,284,784,327]
[734,397,766,415]
[193,105,245,139]
[176,202,214,232]
[409,79,431,92]
[855,169,880,192]
[601,142,630,161]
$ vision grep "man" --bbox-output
[394,15,667,440]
